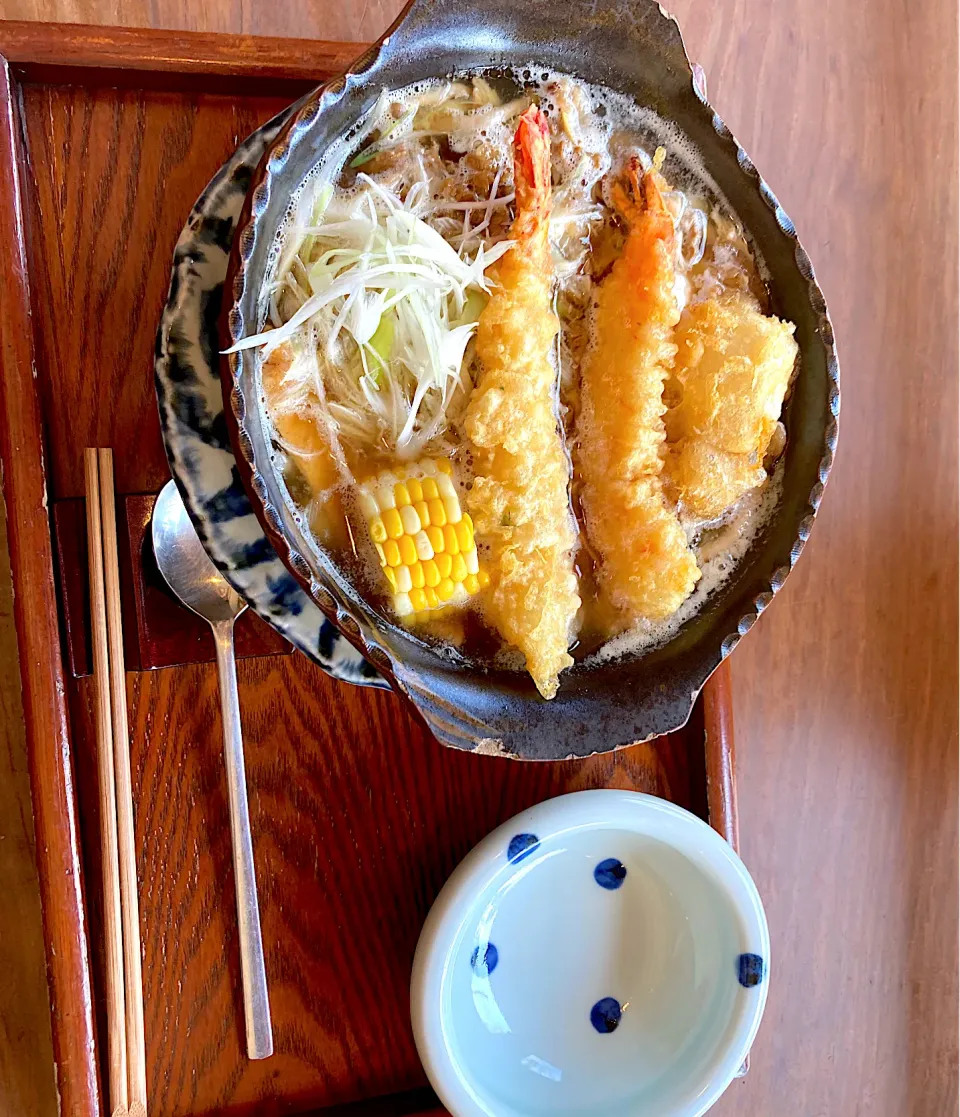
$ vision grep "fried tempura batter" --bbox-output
[262,344,337,493]
[664,292,799,520]
[576,158,700,620]
[262,343,346,547]
[464,106,580,699]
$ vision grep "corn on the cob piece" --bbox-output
[357,459,488,625]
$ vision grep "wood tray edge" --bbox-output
[0,57,101,1117]
[0,19,368,84]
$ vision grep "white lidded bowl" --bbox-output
[411,790,769,1117]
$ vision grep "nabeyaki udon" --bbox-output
[228,72,798,698]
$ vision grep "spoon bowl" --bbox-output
[152,480,246,625]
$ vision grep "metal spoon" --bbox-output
[151,480,273,1060]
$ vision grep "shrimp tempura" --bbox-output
[464,106,580,699]
[576,158,700,620]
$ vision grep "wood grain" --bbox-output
[0,58,101,1117]
[0,447,60,1117]
[674,4,960,1115]
[84,448,129,1115]
[53,495,294,677]
[703,660,738,852]
[0,0,401,44]
[0,20,366,77]
[19,84,295,500]
[97,449,148,1114]
[0,2,956,1116]
[64,656,708,1116]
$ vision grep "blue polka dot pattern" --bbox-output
[471,943,499,976]
[507,833,539,862]
[590,997,622,1033]
[594,858,627,889]
[737,953,765,987]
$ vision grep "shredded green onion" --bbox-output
[226,174,513,459]
[349,107,417,168]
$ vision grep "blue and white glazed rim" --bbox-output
[154,103,385,688]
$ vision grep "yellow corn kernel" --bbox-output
[398,535,418,566]
[357,489,379,519]
[382,507,404,539]
[409,588,427,612]
[455,519,472,551]
[399,504,421,535]
[369,517,387,543]
[393,592,413,617]
[375,483,396,510]
[363,461,475,617]
[384,539,402,567]
[462,512,474,534]
[414,530,434,560]
[395,566,413,593]
[478,569,491,588]
[427,525,445,553]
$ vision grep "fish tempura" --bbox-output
[576,158,700,620]
[664,292,799,520]
[464,106,580,698]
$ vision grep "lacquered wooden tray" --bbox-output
[0,22,740,1117]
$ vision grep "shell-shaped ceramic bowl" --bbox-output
[221,0,839,761]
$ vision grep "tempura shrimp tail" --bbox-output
[577,157,700,621]
[611,154,671,229]
[464,105,580,700]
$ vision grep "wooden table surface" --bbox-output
[0,1,955,1115]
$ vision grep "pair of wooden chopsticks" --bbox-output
[84,448,147,1117]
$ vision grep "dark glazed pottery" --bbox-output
[221,0,840,760]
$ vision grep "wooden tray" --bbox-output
[0,22,739,1117]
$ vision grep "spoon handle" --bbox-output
[212,619,274,1060]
